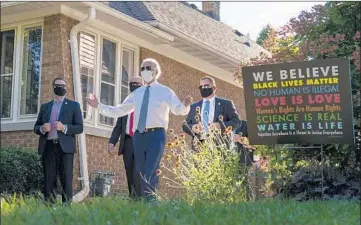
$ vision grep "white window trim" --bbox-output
[81,26,140,131]
[0,28,16,120]
[1,18,44,125]
[18,23,44,119]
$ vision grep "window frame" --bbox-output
[81,27,139,130]
[0,27,17,120]
[79,30,97,123]
[18,23,44,118]
[0,18,44,123]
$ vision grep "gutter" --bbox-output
[70,7,96,203]
[0,2,25,8]
[145,21,241,66]
[82,1,174,43]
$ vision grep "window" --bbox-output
[99,39,116,126]
[19,26,42,116]
[0,23,43,121]
[79,32,96,120]
[121,48,135,102]
[78,31,137,129]
[0,30,15,118]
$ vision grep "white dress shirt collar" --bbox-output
[203,95,216,103]
[147,80,158,87]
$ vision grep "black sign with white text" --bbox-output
[242,58,354,145]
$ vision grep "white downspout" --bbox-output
[70,7,96,203]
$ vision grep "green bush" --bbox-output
[158,129,251,204]
[0,147,43,196]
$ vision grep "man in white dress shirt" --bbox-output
[87,58,193,201]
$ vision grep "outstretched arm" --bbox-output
[88,93,135,118]
[168,89,191,116]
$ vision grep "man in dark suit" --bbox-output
[34,77,83,205]
[183,76,241,145]
[108,76,144,199]
[233,120,255,166]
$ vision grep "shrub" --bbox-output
[252,133,361,201]
[0,147,43,196]
[156,127,252,204]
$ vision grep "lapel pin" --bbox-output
[218,102,221,106]
[65,102,68,104]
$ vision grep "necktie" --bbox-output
[137,86,150,133]
[129,112,134,137]
[49,101,59,138]
[202,100,210,132]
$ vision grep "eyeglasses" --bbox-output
[140,66,152,71]
[199,85,212,89]
[54,84,66,88]
[130,82,142,86]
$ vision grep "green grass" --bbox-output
[1,197,359,225]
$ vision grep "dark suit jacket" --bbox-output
[34,98,83,155]
[182,96,241,139]
[235,120,254,166]
[109,115,129,156]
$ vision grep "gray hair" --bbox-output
[142,58,162,79]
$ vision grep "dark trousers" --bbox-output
[42,140,74,204]
[133,129,166,201]
[237,144,254,166]
[123,135,140,199]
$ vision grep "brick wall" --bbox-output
[1,14,78,149]
[1,14,245,199]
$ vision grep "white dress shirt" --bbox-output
[201,96,216,124]
[97,81,190,131]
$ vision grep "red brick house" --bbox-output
[0,1,268,200]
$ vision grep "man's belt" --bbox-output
[136,127,164,134]
[47,139,59,144]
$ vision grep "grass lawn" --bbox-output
[1,196,359,225]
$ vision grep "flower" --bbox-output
[174,135,179,140]
[195,115,200,122]
[196,106,201,111]
[166,142,173,149]
[156,169,162,176]
[174,141,180,147]
[159,162,165,168]
[194,125,201,132]
[218,115,224,121]
[175,161,180,168]
[179,133,186,139]
[169,129,174,134]
[166,154,172,160]
[224,126,233,134]
[182,120,187,125]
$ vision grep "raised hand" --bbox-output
[86,94,99,108]
[183,95,193,107]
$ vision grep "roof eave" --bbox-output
[144,20,241,66]
[83,2,175,43]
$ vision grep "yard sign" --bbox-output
[242,58,354,145]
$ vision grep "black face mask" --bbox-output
[54,85,66,96]
[129,82,142,92]
[200,87,213,98]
